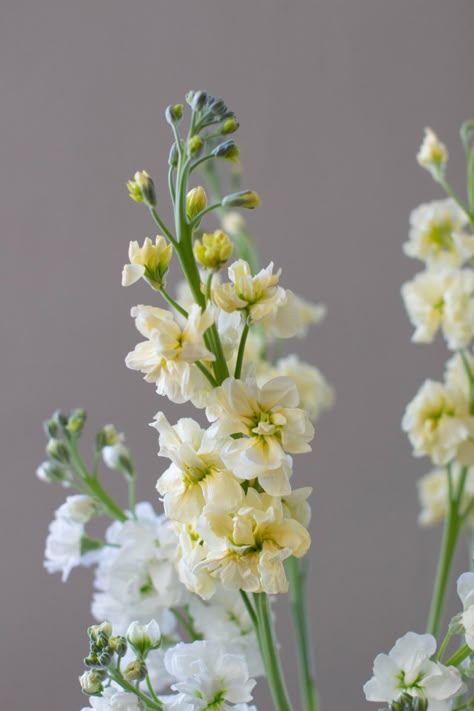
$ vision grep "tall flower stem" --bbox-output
[253,592,293,711]
[286,557,319,711]
[426,465,466,637]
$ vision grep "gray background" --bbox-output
[1,1,474,709]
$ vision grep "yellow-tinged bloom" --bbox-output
[417,128,448,177]
[127,170,156,206]
[186,186,207,220]
[122,236,173,289]
[193,230,233,270]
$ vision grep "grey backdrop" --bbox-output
[2,1,474,709]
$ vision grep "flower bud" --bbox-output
[165,104,183,125]
[168,143,179,168]
[65,408,87,435]
[221,116,239,135]
[109,636,128,657]
[188,135,203,156]
[126,620,161,657]
[79,669,106,696]
[84,653,99,668]
[43,417,59,438]
[188,90,208,112]
[186,186,208,219]
[212,140,240,163]
[208,97,227,117]
[97,650,113,667]
[222,190,261,209]
[88,621,113,643]
[96,425,123,452]
[122,236,173,290]
[194,230,233,269]
[36,461,69,485]
[127,171,156,207]
[46,438,70,464]
[123,660,147,682]
[417,128,448,178]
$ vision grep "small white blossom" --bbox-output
[206,377,314,496]
[44,502,100,582]
[127,619,161,654]
[417,127,448,177]
[401,267,474,350]
[402,379,474,466]
[162,640,256,710]
[81,686,141,711]
[364,631,464,707]
[457,572,474,649]
[56,494,97,524]
[404,199,470,267]
[266,291,326,339]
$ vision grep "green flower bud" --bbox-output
[97,650,113,667]
[222,190,261,209]
[128,171,156,207]
[84,653,99,668]
[208,97,227,117]
[43,417,59,438]
[127,620,161,657]
[188,135,203,156]
[186,186,207,219]
[212,140,240,163]
[123,660,147,682]
[109,636,128,657]
[79,669,106,696]
[165,104,183,125]
[46,438,70,464]
[221,116,239,135]
[36,461,69,485]
[96,425,122,452]
[88,621,113,643]
[65,408,87,435]
[188,90,208,112]
[168,143,179,168]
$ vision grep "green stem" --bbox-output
[436,629,453,661]
[170,607,202,641]
[108,668,162,710]
[234,321,250,379]
[426,466,462,637]
[253,593,293,711]
[286,557,319,711]
[160,287,188,319]
[240,590,258,630]
[149,206,177,247]
[438,176,471,220]
[194,360,218,387]
[190,201,222,228]
[446,643,472,667]
[146,674,161,705]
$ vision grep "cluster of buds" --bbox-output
[388,695,428,711]
[37,408,87,484]
[193,229,233,269]
[80,622,127,696]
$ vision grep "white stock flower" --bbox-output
[55,494,97,523]
[402,379,474,466]
[418,465,474,527]
[404,199,470,266]
[260,354,334,422]
[206,377,314,496]
[213,259,287,325]
[364,631,464,707]
[81,686,141,711]
[125,304,215,406]
[92,502,187,633]
[175,488,311,597]
[44,512,99,582]
[126,619,161,653]
[162,640,256,710]
[188,587,263,676]
[402,267,474,350]
[457,572,474,649]
[152,414,243,523]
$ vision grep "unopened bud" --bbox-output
[128,171,156,207]
[209,98,227,117]
[222,190,261,209]
[109,636,128,657]
[43,417,59,438]
[127,620,161,657]
[417,128,448,179]
[221,116,239,135]
[194,229,233,269]
[79,669,106,696]
[36,461,69,485]
[188,135,203,156]
[186,186,208,219]
[88,621,113,643]
[212,140,240,163]
[66,408,87,435]
[123,660,147,682]
[46,438,70,464]
[168,143,179,168]
[189,90,208,112]
[96,425,123,452]
[165,104,183,125]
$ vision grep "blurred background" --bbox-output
[2,1,474,708]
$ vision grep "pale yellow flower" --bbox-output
[122,236,173,289]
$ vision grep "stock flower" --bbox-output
[417,128,448,177]
[152,413,243,522]
[404,199,470,267]
[125,304,215,405]
[364,632,464,708]
[457,572,474,649]
[188,587,263,676]
[417,465,474,527]
[266,291,327,340]
[176,488,311,597]
[121,236,173,289]
[260,354,334,422]
[56,494,98,523]
[81,686,141,711]
[162,640,256,710]
[44,515,98,582]
[213,259,287,325]
[206,376,314,495]
[401,267,474,350]
[92,502,188,634]
[402,379,474,466]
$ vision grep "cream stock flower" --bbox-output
[401,267,474,350]
[152,413,243,522]
[212,259,287,325]
[418,465,474,527]
[206,376,314,495]
[417,127,448,176]
[364,631,464,707]
[267,291,327,340]
[404,199,470,267]
[125,304,215,405]
[121,236,173,289]
[402,379,474,466]
[175,488,311,597]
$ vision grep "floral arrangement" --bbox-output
[36,92,474,710]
